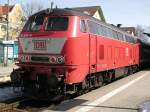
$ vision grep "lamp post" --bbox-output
[6,0,9,41]
[4,0,9,66]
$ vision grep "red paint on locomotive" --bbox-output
[11,9,140,100]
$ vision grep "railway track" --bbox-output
[0,98,30,112]
[0,82,12,88]
[0,85,24,112]
[0,82,115,112]
[0,87,93,112]
[0,98,59,112]
[0,84,60,112]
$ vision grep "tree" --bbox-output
[22,1,44,18]
[135,25,144,37]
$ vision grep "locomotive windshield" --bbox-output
[23,15,44,32]
[46,17,68,31]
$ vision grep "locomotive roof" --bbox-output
[31,8,137,40]
[31,8,93,18]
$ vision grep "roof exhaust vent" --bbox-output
[117,24,122,28]
[45,2,54,14]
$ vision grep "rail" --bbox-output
[0,98,28,112]
[0,103,24,112]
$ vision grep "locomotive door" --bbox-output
[89,34,97,73]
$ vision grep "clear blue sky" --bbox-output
[1,0,150,27]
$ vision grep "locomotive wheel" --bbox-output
[82,79,88,90]
[128,67,133,75]
[95,74,104,87]
[104,72,112,84]
[134,65,139,73]
[136,66,139,72]
[111,74,115,82]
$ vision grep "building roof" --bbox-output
[120,27,136,36]
[0,5,14,16]
[71,6,106,22]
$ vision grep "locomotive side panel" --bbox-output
[96,36,139,72]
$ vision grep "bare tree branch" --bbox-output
[22,1,44,18]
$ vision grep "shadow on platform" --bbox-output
[52,98,88,111]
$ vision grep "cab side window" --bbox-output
[80,20,86,32]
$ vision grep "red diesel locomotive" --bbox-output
[11,8,140,100]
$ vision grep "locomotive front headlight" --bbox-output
[24,55,31,62]
[49,56,57,64]
[57,56,65,64]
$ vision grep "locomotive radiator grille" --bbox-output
[21,55,65,64]
[31,56,49,63]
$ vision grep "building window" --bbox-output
[1,25,6,31]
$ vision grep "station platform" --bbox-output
[0,64,17,83]
[43,69,150,112]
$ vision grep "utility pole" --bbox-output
[4,0,9,66]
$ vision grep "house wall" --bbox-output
[9,4,25,40]
[93,10,102,20]
[0,22,6,39]
[0,4,25,40]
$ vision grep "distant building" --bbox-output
[0,40,18,64]
[0,17,7,41]
[120,26,150,37]
[120,27,136,36]
[0,4,25,40]
[72,6,106,22]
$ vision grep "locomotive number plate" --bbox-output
[33,40,47,50]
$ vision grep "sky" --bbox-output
[0,0,150,28]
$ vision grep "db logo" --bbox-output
[33,40,47,50]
